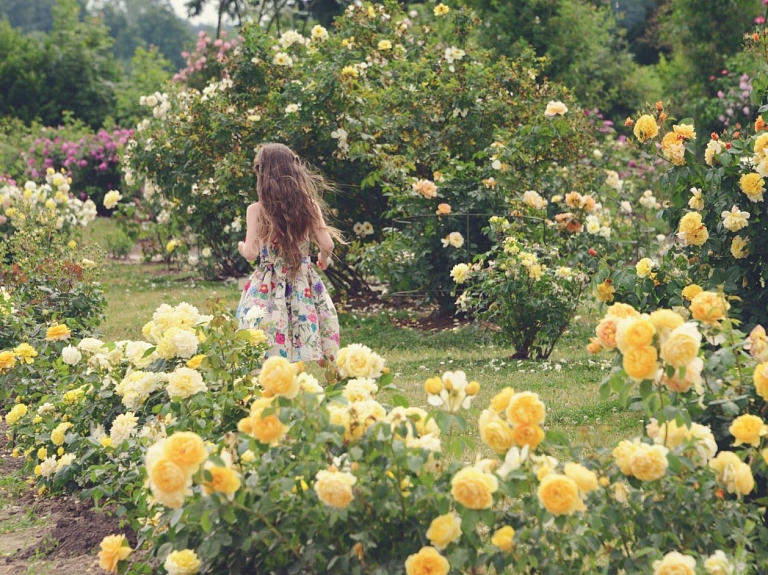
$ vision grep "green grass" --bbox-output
[83,217,643,446]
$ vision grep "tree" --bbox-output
[0,22,48,124]
[184,0,248,38]
[467,0,659,121]
[40,0,122,127]
[0,0,63,33]
[92,0,195,70]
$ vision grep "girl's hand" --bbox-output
[238,241,246,258]
[317,255,331,270]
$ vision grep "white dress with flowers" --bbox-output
[236,243,339,362]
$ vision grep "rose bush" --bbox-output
[124,0,598,309]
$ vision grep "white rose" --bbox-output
[61,345,82,366]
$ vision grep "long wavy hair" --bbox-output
[253,143,342,274]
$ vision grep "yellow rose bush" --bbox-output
[3,302,269,506]
[623,58,768,326]
[593,296,768,569]
[6,293,768,572]
[457,218,593,359]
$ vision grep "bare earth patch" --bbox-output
[0,428,134,575]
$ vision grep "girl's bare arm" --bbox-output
[238,202,261,262]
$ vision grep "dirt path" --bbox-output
[0,428,134,575]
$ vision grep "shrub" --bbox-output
[0,174,103,352]
[23,122,133,212]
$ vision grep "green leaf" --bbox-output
[391,394,409,408]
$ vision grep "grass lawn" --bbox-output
[83,217,642,449]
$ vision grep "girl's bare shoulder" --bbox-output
[246,202,261,215]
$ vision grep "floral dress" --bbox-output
[236,243,340,362]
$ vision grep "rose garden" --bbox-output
[3,0,768,573]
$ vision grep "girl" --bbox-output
[235,143,342,363]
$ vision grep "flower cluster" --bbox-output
[1,173,96,235]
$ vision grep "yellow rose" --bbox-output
[755,132,768,156]
[612,439,639,475]
[673,123,696,141]
[478,410,514,454]
[595,281,615,303]
[337,343,383,379]
[754,362,768,400]
[731,235,749,259]
[314,469,356,508]
[649,309,684,341]
[729,414,768,447]
[512,423,545,450]
[505,391,546,426]
[433,3,450,16]
[164,549,201,575]
[622,345,658,381]
[633,114,659,143]
[13,342,38,364]
[629,443,668,481]
[51,429,66,445]
[246,328,267,345]
[490,387,514,412]
[425,377,443,395]
[0,350,16,371]
[734,463,755,495]
[681,284,703,301]
[537,473,583,515]
[652,551,697,575]
[241,406,289,446]
[740,172,765,200]
[661,132,685,165]
[490,525,515,552]
[98,534,132,574]
[185,354,205,369]
[425,513,462,551]
[259,356,299,398]
[163,432,208,473]
[465,381,480,396]
[660,323,701,367]
[595,316,619,350]
[678,212,708,246]
[635,258,653,278]
[606,302,640,319]
[616,316,656,352]
[202,465,241,497]
[450,467,498,509]
[586,338,602,354]
[378,40,392,51]
[404,546,450,575]
[45,324,71,341]
[149,457,189,494]
[563,462,599,494]
[690,291,729,324]
[5,404,27,425]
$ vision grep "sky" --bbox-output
[168,0,220,25]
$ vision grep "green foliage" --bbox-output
[104,228,134,259]
[99,0,195,71]
[467,0,657,121]
[655,0,762,134]
[0,0,122,128]
[0,21,49,124]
